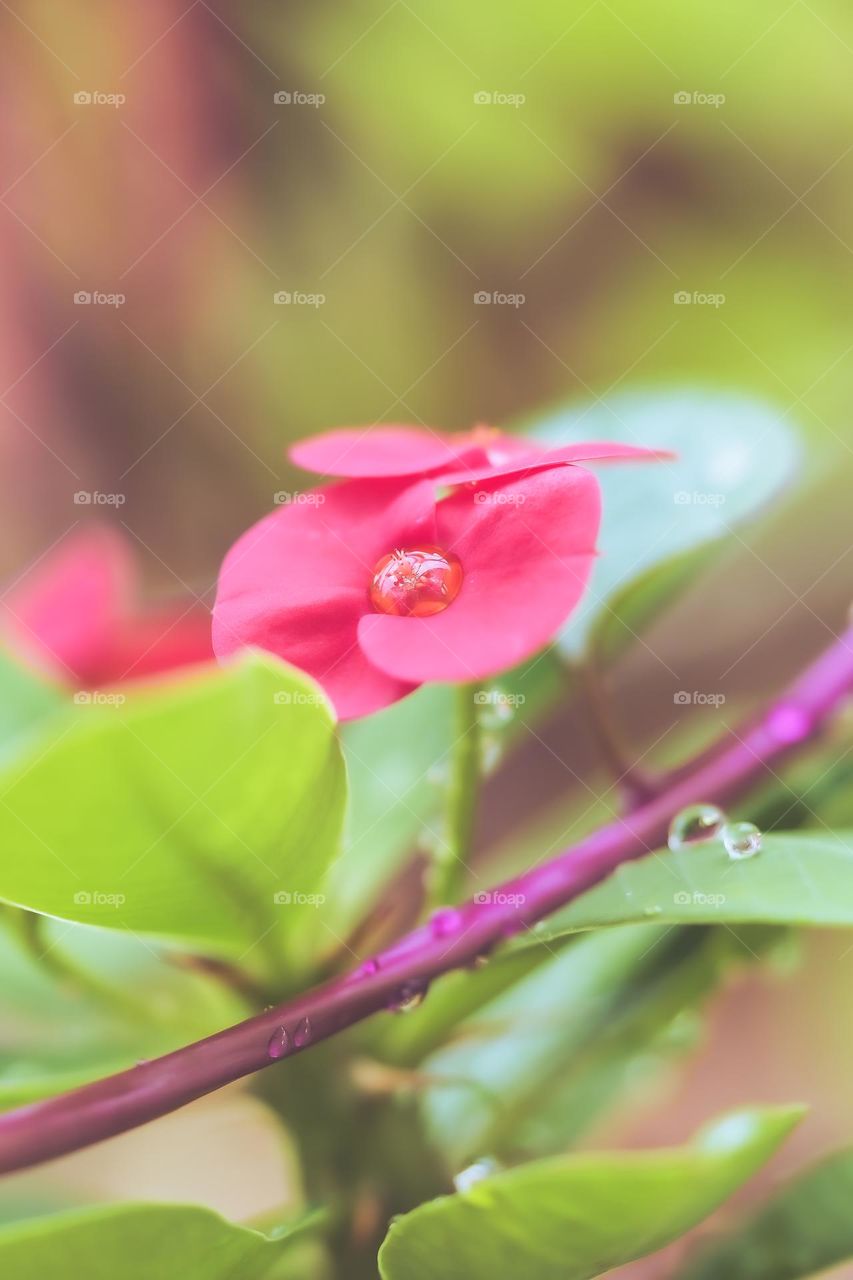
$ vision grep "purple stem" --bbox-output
[1,627,851,1176]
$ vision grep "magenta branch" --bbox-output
[0,626,851,1177]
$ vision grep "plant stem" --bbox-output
[428,683,482,910]
[0,626,850,1176]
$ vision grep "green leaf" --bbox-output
[0,654,346,962]
[516,831,853,946]
[522,389,801,657]
[378,1106,804,1280]
[682,1148,853,1279]
[0,649,62,764]
[0,1202,302,1280]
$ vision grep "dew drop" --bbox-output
[387,977,429,1013]
[667,803,726,852]
[722,821,763,860]
[430,906,464,938]
[370,545,463,617]
[293,1016,312,1048]
[453,1156,501,1193]
[267,1026,291,1060]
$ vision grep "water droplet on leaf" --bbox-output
[387,977,429,1013]
[454,1156,501,1193]
[293,1016,312,1047]
[267,1026,290,1060]
[370,546,462,617]
[722,820,763,860]
[668,803,726,852]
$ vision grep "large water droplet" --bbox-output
[722,821,763,860]
[370,545,462,617]
[387,977,429,1013]
[293,1016,312,1047]
[430,906,464,938]
[667,803,726,852]
[453,1156,501,1193]
[267,1026,291,1060]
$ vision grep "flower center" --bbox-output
[369,545,463,617]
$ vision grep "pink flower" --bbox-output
[213,441,657,719]
[1,526,212,688]
[290,422,664,482]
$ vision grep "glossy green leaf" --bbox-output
[379,1106,804,1280]
[517,831,853,947]
[0,654,346,961]
[522,389,800,657]
[0,649,62,763]
[683,1148,853,1280]
[0,1202,302,1280]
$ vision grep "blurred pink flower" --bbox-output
[1,526,211,688]
[290,422,666,482]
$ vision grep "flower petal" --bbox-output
[213,478,435,718]
[358,466,600,683]
[290,426,479,478]
[439,441,672,486]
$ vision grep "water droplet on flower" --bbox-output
[267,1026,291,1060]
[766,703,812,746]
[293,1016,312,1047]
[453,1156,501,1193]
[722,821,763,860]
[369,545,463,617]
[430,906,464,938]
[667,803,726,852]
[387,977,429,1013]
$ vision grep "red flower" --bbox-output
[1,526,212,688]
[290,422,663,482]
[213,432,659,720]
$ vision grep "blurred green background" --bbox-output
[1,0,852,1270]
